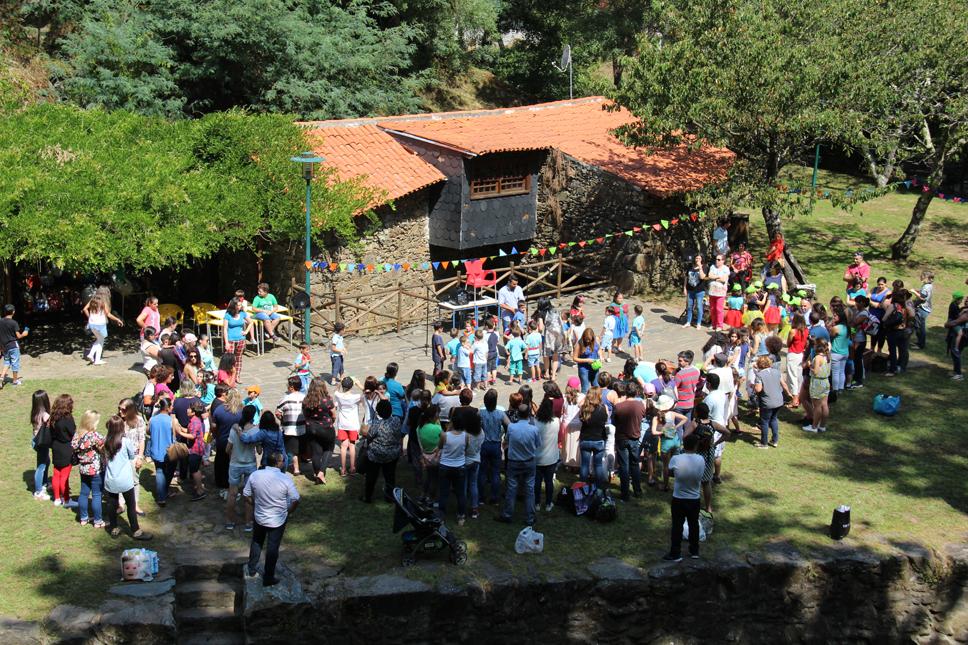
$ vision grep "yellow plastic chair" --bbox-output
[190,302,217,328]
[158,303,185,328]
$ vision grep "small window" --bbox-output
[470,174,530,199]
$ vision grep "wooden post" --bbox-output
[334,286,340,329]
[396,280,403,332]
[556,255,563,299]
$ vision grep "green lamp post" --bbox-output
[290,151,325,344]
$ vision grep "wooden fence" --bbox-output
[292,254,608,338]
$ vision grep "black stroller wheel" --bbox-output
[450,541,468,566]
[402,551,416,567]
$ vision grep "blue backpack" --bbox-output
[872,394,900,416]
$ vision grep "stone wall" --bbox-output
[245,543,968,645]
[534,151,713,296]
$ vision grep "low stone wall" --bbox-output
[245,543,967,644]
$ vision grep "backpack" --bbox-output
[857,311,879,337]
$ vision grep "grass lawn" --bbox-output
[0,169,966,620]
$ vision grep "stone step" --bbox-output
[175,562,244,583]
[174,607,242,633]
[177,630,246,645]
[175,580,241,610]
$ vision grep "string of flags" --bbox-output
[306,212,706,273]
[779,176,967,204]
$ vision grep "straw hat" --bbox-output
[655,394,675,411]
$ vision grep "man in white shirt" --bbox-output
[703,370,730,485]
[497,277,525,332]
[245,452,300,587]
[712,219,730,257]
[664,434,704,562]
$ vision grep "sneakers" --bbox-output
[754,442,769,449]
[457,515,465,526]
[219,490,228,500]
[11,378,23,386]
[768,441,778,448]
[93,360,107,366]
[53,499,63,507]
[224,523,236,530]
[662,553,683,562]
[952,374,964,381]
[681,323,691,328]
[545,502,554,512]
[33,491,50,501]
[132,530,153,541]
[801,424,818,433]
[846,383,863,390]
[689,554,700,560]
[817,426,828,433]
[191,492,208,502]
[471,509,480,520]
[244,524,253,533]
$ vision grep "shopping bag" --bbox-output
[682,516,708,542]
[121,549,159,581]
[514,527,545,554]
[872,394,900,416]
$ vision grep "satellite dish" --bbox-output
[560,44,571,70]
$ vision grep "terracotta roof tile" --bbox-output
[304,125,445,210]
[375,97,734,197]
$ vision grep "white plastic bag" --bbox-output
[682,518,707,542]
[514,527,545,554]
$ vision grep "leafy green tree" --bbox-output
[0,104,371,271]
[833,0,968,259]
[613,0,845,283]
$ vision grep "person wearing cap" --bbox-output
[944,291,968,380]
[843,251,870,293]
[650,394,688,492]
[243,385,264,415]
[742,285,763,328]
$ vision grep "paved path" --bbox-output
[23,291,707,404]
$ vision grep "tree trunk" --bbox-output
[612,55,624,87]
[762,136,806,286]
[890,190,935,260]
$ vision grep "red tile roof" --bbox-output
[376,97,734,197]
[304,124,445,209]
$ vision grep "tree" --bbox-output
[833,0,968,259]
[613,0,845,284]
[0,104,371,271]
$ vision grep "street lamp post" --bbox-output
[290,151,325,344]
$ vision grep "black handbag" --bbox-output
[34,422,53,450]
[829,505,851,540]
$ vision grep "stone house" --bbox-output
[265,97,733,336]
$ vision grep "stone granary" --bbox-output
[281,97,734,335]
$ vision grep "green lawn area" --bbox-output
[0,169,966,620]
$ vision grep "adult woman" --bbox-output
[751,356,785,448]
[785,314,808,408]
[534,393,560,512]
[102,415,151,540]
[803,339,831,433]
[541,300,566,381]
[463,405,484,519]
[578,387,608,489]
[211,388,244,494]
[82,293,123,365]
[868,277,891,354]
[140,327,161,374]
[362,376,386,427]
[225,404,258,530]
[72,410,105,527]
[478,389,508,505]
[303,378,337,485]
[50,394,76,507]
[30,390,51,500]
[436,405,468,524]
[828,308,850,392]
[136,297,160,340]
[118,399,147,516]
[362,400,402,504]
[573,328,601,394]
[683,255,707,329]
[416,404,443,503]
[683,402,727,513]
[221,298,252,382]
[706,253,731,331]
[217,354,238,388]
[883,289,912,377]
[182,348,202,389]
[561,377,584,469]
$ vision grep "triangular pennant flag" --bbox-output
[420,262,430,270]
[652,223,662,231]
[366,264,374,272]
[605,233,613,239]
[539,248,547,256]
[624,230,633,236]
[393,263,402,271]
[559,243,567,249]
[329,263,338,272]
[938,193,946,199]
[670,218,679,226]
[339,263,347,271]
[382,263,391,272]
[402,263,411,271]
[690,213,698,222]
[479,257,487,263]
[578,241,586,247]
[452,259,461,267]
[375,264,383,273]
[432,261,440,270]
[568,242,577,247]
[442,261,450,269]
[488,255,497,260]
[530,248,538,256]
[903,180,912,188]
[510,247,518,255]
[595,237,604,244]
[660,220,670,229]
[632,226,642,233]
[305,261,313,270]
[548,247,557,255]
[498,249,507,257]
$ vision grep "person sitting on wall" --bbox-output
[497,277,525,333]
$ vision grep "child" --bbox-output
[243,385,264,416]
[724,284,744,329]
[217,354,237,388]
[199,370,217,405]
[471,329,489,389]
[742,286,764,327]
[0,304,28,386]
[446,328,461,372]
[241,411,287,470]
[456,335,472,386]
[629,305,645,361]
[333,377,364,476]
[252,283,282,341]
[293,342,313,392]
[234,289,258,346]
[525,321,543,382]
[330,322,346,386]
[946,291,966,380]
[511,301,527,334]
[485,320,499,385]
[913,270,934,350]
[431,322,446,375]
[506,328,527,384]
[600,306,616,363]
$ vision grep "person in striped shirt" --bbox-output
[673,350,701,421]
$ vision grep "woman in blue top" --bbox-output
[572,328,601,394]
[221,298,252,382]
[478,389,509,505]
[868,276,891,353]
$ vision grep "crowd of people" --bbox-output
[19,233,964,573]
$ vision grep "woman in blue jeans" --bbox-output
[572,328,601,394]
[683,255,707,329]
[577,387,608,488]
[30,390,51,500]
[534,394,561,511]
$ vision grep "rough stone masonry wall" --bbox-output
[534,151,713,297]
[243,543,968,645]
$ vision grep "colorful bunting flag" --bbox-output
[432,261,440,270]
[549,247,557,255]
[442,261,450,269]
[498,249,507,257]
[652,223,662,231]
[578,241,586,247]
[660,220,669,229]
[510,247,518,255]
[539,248,547,256]
[595,237,604,244]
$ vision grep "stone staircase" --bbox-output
[173,551,246,645]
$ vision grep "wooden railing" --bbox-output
[292,254,607,337]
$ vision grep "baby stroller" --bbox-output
[392,488,468,567]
